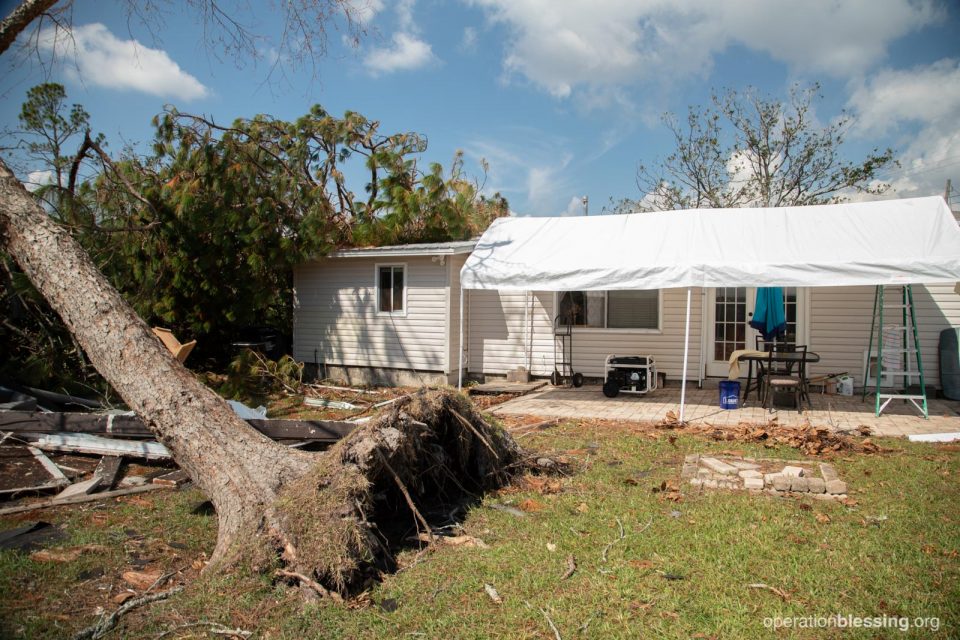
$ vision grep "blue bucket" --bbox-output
[719,380,740,410]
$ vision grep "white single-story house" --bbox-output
[293,197,960,393]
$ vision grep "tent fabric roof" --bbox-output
[459,196,960,291]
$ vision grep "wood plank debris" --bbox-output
[0,411,356,442]
[303,397,359,410]
[0,483,174,516]
[308,383,382,395]
[152,470,190,487]
[92,456,122,491]
[33,433,171,460]
[27,446,70,485]
[55,477,102,499]
[468,380,547,395]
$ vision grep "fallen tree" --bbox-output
[0,158,528,597]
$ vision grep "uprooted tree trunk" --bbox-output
[0,159,527,596]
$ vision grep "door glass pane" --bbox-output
[783,287,797,344]
[715,287,746,360]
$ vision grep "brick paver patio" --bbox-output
[492,383,960,438]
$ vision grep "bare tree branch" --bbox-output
[0,0,59,55]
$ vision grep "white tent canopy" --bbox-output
[456,196,960,421]
[460,196,960,291]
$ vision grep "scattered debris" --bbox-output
[488,503,526,518]
[908,432,960,443]
[30,544,108,563]
[540,607,563,640]
[91,456,123,491]
[0,483,174,517]
[747,582,790,600]
[0,521,66,552]
[508,418,560,439]
[303,397,360,410]
[27,446,70,486]
[0,409,355,442]
[275,568,343,602]
[33,433,171,461]
[656,410,684,429]
[152,327,196,363]
[308,383,382,396]
[70,585,184,640]
[601,518,626,563]
[152,470,191,487]
[226,400,267,420]
[484,583,503,604]
[122,569,166,591]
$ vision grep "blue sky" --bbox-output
[2,0,959,216]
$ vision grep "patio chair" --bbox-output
[762,345,808,413]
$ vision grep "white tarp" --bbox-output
[460,196,960,291]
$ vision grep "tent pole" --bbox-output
[458,286,464,390]
[679,287,692,423]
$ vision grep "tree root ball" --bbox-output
[256,388,528,597]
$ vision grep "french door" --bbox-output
[705,287,806,377]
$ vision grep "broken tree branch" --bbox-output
[71,585,183,640]
[746,582,791,601]
[275,569,343,603]
[540,608,563,640]
[450,409,499,460]
[378,451,434,543]
[153,621,252,640]
[601,518,626,563]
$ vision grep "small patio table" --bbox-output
[737,350,820,405]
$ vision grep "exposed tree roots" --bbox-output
[249,388,536,599]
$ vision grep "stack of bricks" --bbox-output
[681,454,848,498]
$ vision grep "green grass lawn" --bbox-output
[1,420,958,639]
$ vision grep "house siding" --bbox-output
[809,283,960,388]
[293,256,449,373]
[447,254,469,375]
[467,288,702,382]
[467,290,553,376]
[294,253,957,390]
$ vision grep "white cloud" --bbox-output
[461,27,478,52]
[559,195,588,216]
[38,23,208,101]
[847,59,960,136]
[364,33,435,73]
[363,0,436,74]
[465,132,574,213]
[351,0,386,25]
[468,0,939,100]
[24,170,54,193]
[846,59,960,199]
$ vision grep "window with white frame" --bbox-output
[557,290,659,329]
[377,264,405,314]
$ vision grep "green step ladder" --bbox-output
[862,284,928,417]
